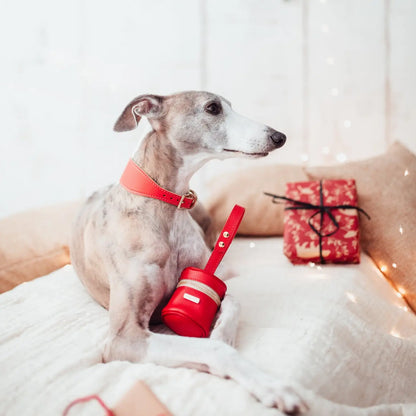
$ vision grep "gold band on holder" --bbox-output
[177,279,222,307]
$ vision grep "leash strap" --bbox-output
[120,159,197,209]
[204,205,245,275]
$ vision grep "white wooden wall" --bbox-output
[0,0,415,218]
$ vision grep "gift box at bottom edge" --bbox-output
[283,179,361,265]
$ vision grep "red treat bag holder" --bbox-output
[162,205,245,337]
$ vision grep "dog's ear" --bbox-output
[113,95,164,132]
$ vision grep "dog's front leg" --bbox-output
[103,260,166,363]
[210,294,240,347]
[142,332,307,415]
[103,267,307,414]
[102,244,306,413]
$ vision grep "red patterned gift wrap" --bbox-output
[281,179,365,265]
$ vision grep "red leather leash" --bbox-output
[120,159,197,209]
[204,205,245,275]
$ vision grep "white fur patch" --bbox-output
[222,102,269,154]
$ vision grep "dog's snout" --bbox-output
[270,131,286,148]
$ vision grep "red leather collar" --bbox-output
[120,159,198,209]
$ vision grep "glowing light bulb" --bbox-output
[392,263,397,269]
[331,88,339,96]
[346,292,357,303]
[404,169,409,177]
[343,120,352,128]
[336,153,347,163]
[398,287,406,295]
[390,329,402,339]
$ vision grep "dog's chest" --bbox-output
[164,212,208,285]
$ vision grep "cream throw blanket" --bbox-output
[1,238,416,415]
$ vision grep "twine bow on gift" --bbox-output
[264,181,371,264]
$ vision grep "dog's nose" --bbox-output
[270,131,286,148]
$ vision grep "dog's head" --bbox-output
[114,91,286,158]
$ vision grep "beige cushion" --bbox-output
[0,201,82,293]
[305,142,416,312]
[206,164,308,236]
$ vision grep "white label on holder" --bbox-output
[184,293,200,304]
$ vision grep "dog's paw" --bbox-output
[209,295,240,346]
[209,323,237,347]
[102,341,112,363]
[252,381,308,415]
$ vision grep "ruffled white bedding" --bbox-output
[1,238,416,416]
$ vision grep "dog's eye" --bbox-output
[205,102,222,115]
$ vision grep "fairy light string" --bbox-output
[296,1,414,338]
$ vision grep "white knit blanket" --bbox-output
[1,238,416,416]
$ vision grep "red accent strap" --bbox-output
[204,205,245,275]
[120,159,197,209]
[63,395,114,416]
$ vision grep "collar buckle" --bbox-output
[178,190,198,210]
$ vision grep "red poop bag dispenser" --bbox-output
[162,205,245,338]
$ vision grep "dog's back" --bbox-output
[71,184,116,308]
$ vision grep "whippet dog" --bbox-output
[70,91,307,414]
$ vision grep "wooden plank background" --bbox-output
[0,0,415,217]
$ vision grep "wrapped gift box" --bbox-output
[282,179,363,264]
